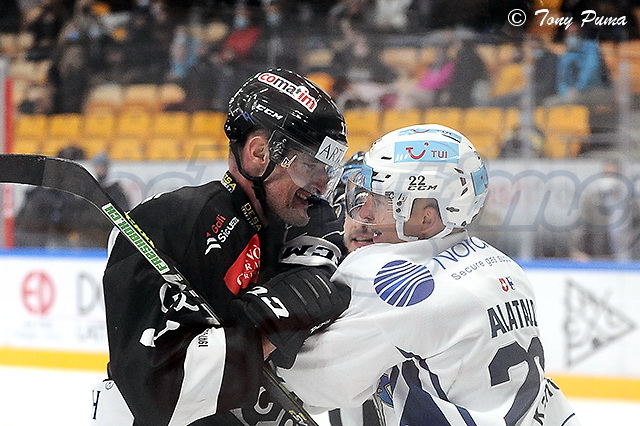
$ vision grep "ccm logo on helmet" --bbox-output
[255,102,284,120]
[258,72,318,112]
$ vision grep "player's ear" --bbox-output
[243,133,270,175]
[412,199,445,238]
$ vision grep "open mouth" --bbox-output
[295,188,314,205]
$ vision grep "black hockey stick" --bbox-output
[0,154,318,426]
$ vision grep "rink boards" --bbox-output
[0,250,639,401]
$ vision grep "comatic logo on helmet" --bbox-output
[258,72,318,112]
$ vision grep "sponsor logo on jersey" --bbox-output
[222,172,236,193]
[258,72,318,112]
[224,234,261,294]
[393,140,459,163]
[374,260,435,307]
[205,214,240,254]
[432,236,489,271]
[500,276,516,292]
[242,202,262,231]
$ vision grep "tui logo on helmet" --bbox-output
[258,72,318,112]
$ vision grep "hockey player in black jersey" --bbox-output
[91,69,350,425]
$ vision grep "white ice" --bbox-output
[0,366,638,425]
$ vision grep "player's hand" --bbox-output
[232,266,350,368]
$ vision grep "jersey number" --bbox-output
[488,337,544,426]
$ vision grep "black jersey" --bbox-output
[103,172,280,425]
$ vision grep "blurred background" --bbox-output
[0,0,639,424]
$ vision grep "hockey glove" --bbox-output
[231,266,350,368]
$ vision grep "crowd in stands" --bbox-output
[2,0,640,157]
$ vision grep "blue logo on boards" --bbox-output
[374,260,435,306]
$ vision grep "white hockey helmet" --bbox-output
[346,124,489,240]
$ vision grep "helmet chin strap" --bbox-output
[230,142,276,213]
[395,220,418,242]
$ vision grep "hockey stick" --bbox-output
[0,154,318,426]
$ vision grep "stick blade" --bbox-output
[0,154,48,186]
[0,153,110,209]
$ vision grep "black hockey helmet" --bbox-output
[225,68,348,169]
[225,68,349,203]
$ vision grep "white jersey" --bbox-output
[279,231,579,426]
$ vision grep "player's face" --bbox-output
[343,214,374,252]
[264,150,330,227]
[357,196,432,244]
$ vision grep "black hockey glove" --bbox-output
[231,266,350,368]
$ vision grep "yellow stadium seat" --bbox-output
[185,137,229,161]
[189,111,228,145]
[41,138,80,157]
[85,84,123,113]
[158,83,186,110]
[109,137,146,161]
[461,107,505,135]
[379,108,424,135]
[153,111,190,138]
[460,107,504,154]
[15,114,47,140]
[12,138,41,154]
[462,132,502,159]
[542,105,589,158]
[491,63,525,97]
[343,108,381,150]
[423,107,463,130]
[147,137,185,161]
[116,110,152,140]
[79,138,109,158]
[122,84,159,111]
[83,111,116,140]
[48,113,82,140]
[345,133,375,157]
[544,104,590,135]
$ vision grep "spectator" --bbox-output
[217,4,262,67]
[545,24,612,106]
[445,38,489,107]
[167,23,201,81]
[328,19,397,109]
[79,152,131,248]
[254,0,300,70]
[48,43,89,113]
[0,0,21,33]
[571,159,639,261]
[14,146,87,248]
[24,0,72,60]
[372,0,412,32]
[396,43,455,109]
[499,123,545,158]
[485,37,559,107]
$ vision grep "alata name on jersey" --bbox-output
[488,298,538,338]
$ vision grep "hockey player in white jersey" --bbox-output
[278,124,580,426]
